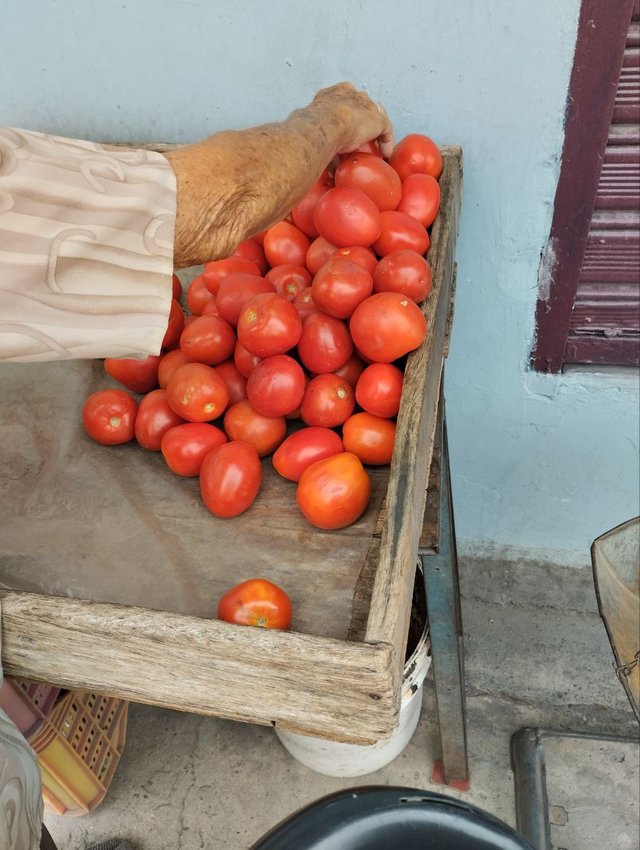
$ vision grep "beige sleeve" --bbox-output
[0,128,176,362]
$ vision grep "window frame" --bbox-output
[531,0,636,373]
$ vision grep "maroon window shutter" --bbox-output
[565,3,640,366]
[532,0,639,372]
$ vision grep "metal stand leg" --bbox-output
[421,411,469,785]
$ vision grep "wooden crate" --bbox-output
[0,147,462,745]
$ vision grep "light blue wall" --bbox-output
[3,0,638,565]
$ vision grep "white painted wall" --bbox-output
[2,0,638,565]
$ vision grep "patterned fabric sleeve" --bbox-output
[0,128,176,362]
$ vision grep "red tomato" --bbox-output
[335,153,402,212]
[373,250,433,303]
[135,389,184,451]
[356,363,404,418]
[223,400,286,456]
[179,315,236,365]
[252,230,267,246]
[297,312,353,374]
[342,412,396,465]
[104,354,160,394]
[158,349,189,388]
[389,133,442,180]
[335,355,367,388]
[291,171,333,237]
[217,578,292,630]
[216,273,274,326]
[214,360,248,403]
[339,139,382,159]
[300,374,355,428]
[201,301,221,317]
[311,258,373,319]
[186,273,216,316]
[265,264,311,301]
[284,373,309,421]
[296,452,370,530]
[162,298,185,349]
[200,441,262,518]
[273,427,344,482]
[332,246,377,276]
[293,287,320,321]
[397,173,441,227]
[237,292,302,358]
[372,211,430,257]
[246,355,305,417]
[161,422,227,477]
[203,257,260,296]
[350,292,427,362]
[231,239,268,275]
[234,340,263,378]
[172,273,182,301]
[263,221,310,267]
[306,236,337,275]
[82,389,137,446]
[314,187,381,248]
[166,363,230,422]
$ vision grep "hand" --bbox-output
[304,82,394,158]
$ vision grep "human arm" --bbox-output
[165,83,393,268]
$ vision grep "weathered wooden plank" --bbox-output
[0,593,397,744]
[365,150,462,666]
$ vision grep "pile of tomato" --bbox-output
[82,133,442,627]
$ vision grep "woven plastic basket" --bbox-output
[28,689,129,816]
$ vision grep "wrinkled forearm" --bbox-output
[165,106,348,268]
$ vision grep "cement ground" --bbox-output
[45,557,639,849]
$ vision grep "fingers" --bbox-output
[374,101,395,159]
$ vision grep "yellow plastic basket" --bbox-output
[28,689,129,817]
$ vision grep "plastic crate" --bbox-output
[28,689,129,817]
[0,677,61,738]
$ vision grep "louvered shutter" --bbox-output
[565,4,640,366]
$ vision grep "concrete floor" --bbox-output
[44,557,639,850]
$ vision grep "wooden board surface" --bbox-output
[0,356,388,640]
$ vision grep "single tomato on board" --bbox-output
[389,133,443,180]
[200,440,262,518]
[217,578,292,630]
[296,452,371,530]
[166,363,230,422]
[246,355,306,417]
[313,186,381,248]
[223,399,286,457]
[215,273,274,327]
[311,258,373,319]
[342,412,396,465]
[82,389,138,446]
[300,374,355,429]
[372,211,430,257]
[161,422,227,476]
[297,312,353,374]
[373,250,432,303]
[237,293,303,358]
[104,354,160,394]
[272,427,344,482]
[135,389,184,451]
[350,292,427,363]
[335,152,402,211]
[180,315,236,365]
[356,363,404,418]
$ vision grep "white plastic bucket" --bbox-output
[275,609,431,777]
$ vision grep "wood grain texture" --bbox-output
[0,593,397,744]
[365,150,462,666]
